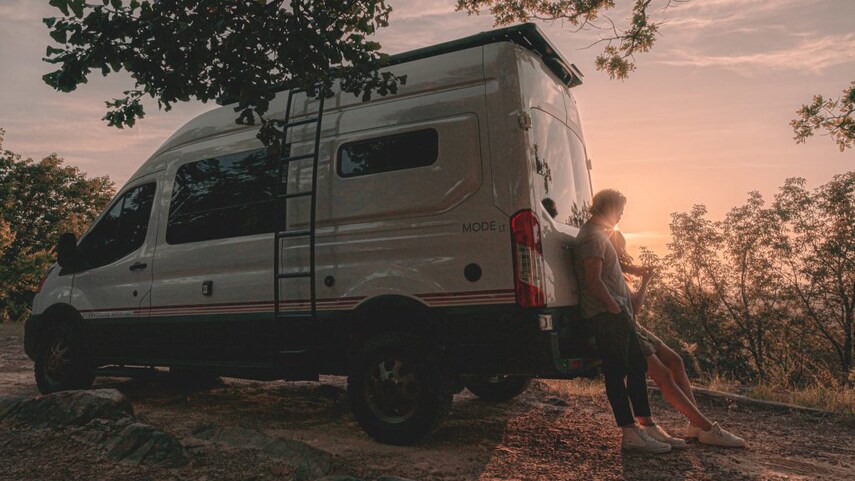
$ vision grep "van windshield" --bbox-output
[530,109,592,227]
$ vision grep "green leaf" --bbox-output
[42,17,57,28]
[49,28,67,44]
[69,0,84,18]
[48,0,70,16]
[45,46,64,56]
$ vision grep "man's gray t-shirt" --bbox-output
[572,221,634,319]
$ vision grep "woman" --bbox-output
[609,230,747,448]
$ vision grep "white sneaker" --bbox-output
[696,422,747,448]
[642,424,687,448]
[622,426,672,454]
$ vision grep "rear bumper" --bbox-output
[443,304,598,379]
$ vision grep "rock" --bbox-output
[0,395,25,418]
[0,389,133,428]
[378,477,420,481]
[104,422,189,468]
[543,397,570,407]
[313,476,363,481]
[194,425,334,477]
[0,390,188,467]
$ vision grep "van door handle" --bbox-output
[129,262,148,271]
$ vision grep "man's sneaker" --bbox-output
[642,424,687,448]
[696,422,747,448]
[622,426,672,453]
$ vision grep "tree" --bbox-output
[792,81,855,152]
[42,0,407,146]
[456,0,674,80]
[0,129,114,322]
[42,0,676,145]
[773,175,855,381]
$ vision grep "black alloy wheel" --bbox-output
[348,332,452,445]
[34,323,94,394]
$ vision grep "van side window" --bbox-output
[338,129,438,178]
[166,149,275,244]
[78,183,156,270]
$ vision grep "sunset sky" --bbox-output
[1,0,853,256]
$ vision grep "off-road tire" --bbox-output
[34,323,95,394]
[465,376,531,402]
[347,332,452,445]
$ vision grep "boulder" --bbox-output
[0,389,132,427]
[193,425,334,477]
[0,389,188,467]
[104,422,189,468]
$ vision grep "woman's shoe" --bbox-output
[696,422,747,448]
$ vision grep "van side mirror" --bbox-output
[56,233,79,269]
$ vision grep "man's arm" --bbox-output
[583,257,622,314]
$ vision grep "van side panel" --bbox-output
[147,130,279,362]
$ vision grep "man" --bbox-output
[572,189,673,453]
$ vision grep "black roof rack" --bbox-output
[388,23,583,88]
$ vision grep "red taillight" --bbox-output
[511,210,545,308]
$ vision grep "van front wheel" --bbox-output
[465,375,531,402]
[347,332,452,445]
[34,323,95,394]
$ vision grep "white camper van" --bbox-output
[26,24,596,444]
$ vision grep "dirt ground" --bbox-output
[2,323,853,481]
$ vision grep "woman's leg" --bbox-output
[647,353,713,430]
[655,344,700,406]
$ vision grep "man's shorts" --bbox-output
[635,324,665,357]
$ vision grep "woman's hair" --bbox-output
[608,229,634,269]
[590,189,626,217]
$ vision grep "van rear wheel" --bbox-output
[34,323,94,394]
[465,375,531,402]
[347,332,452,445]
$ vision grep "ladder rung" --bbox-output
[276,229,311,239]
[278,191,313,200]
[277,272,311,279]
[284,117,319,128]
[281,153,316,163]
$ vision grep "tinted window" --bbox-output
[530,110,591,227]
[78,183,156,270]
[338,129,438,178]
[167,149,276,244]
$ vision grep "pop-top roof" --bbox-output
[389,23,583,88]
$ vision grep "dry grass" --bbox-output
[538,378,604,399]
[541,373,854,417]
[748,383,855,415]
[697,373,854,415]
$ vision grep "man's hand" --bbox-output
[606,303,623,314]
